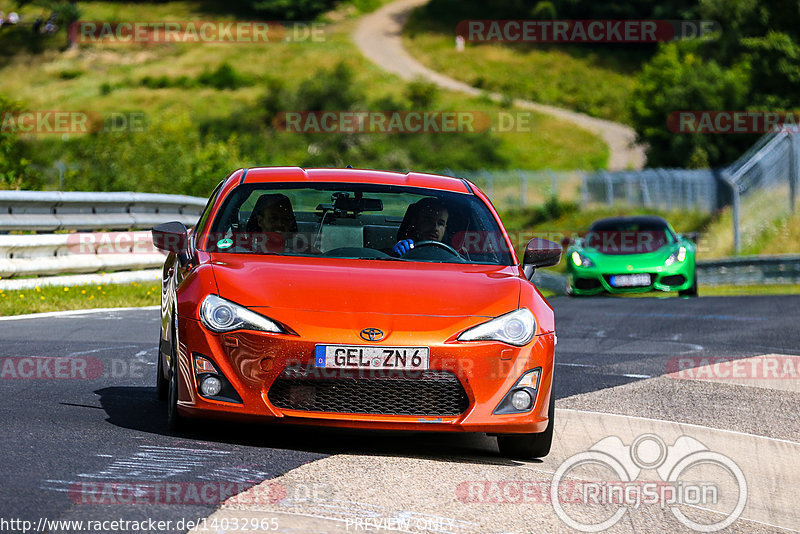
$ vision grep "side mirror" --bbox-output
[523,238,562,280]
[152,221,189,254]
[682,232,699,243]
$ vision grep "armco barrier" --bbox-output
[0,191,206,232]
[1,190,796,289]
[696,255,800,285]
[535,255,800,296]
[0,190,205,286]
[0,232,164,278]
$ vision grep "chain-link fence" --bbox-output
[439,168,722,212]
[443,130,800,257]
[722,130,800,254]
[580,169,720,212]
[439,169,585,208]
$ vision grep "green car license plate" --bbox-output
[609,274,651,287]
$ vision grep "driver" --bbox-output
[392,198,449,257]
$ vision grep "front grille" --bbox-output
[268,367,469,416]
[574,277,602,290]
[660,274,686,286]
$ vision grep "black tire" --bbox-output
[156,345,168,401]
[565,278,576,297]
[166,311,185,431]
[679,269,698,297]
[497,389,555,459]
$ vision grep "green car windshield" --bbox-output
[584,219,676,255]
[204,182,514,265]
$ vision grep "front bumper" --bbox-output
[567,260,694,295]
[173,316,555,434]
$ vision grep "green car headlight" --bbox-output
[665,246,687,266]
[571,250,594,268]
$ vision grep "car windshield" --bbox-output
[585,219,675,255]
[203,182,514,265]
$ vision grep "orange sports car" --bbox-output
[152,167,561,458]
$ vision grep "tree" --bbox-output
[629,42,753,167]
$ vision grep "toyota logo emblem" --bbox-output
[360,328,384,341]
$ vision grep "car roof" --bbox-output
[589,215,670,229]
[234,167,472,194]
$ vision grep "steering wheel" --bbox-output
[413,240,464,259]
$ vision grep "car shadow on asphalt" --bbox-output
[95,386,536,466]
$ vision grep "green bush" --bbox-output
[197,63,250,90]
[248,0,340,19]
[63,114,245,196]
[138,64,250,91]
[259,62,506,171]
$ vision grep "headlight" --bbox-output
[665,246,687,266]
[457,308,536,346]
[571,250,594,268]
[200,294,288,334]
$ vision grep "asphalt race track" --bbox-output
[1,296,798,533]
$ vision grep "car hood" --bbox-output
[209,254,521,317]
[579,244,680,267]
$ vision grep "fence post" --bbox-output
[721,170,741,254]
[482,170,494,199]
[604,172,613,206]
[790,132,799,212]
[519,170,527,207]
[581,172,589,207]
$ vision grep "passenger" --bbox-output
[392,198,449,257]
[243,194,298,253]
[247,193,298,235]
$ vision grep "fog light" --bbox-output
[200,376,222,397]
[511,389,532,411]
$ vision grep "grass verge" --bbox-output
[0,281,159,316]
[403,10,640,123]
[1,0,609,193]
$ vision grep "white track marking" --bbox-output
[0,305,158,322]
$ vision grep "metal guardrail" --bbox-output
[535,255,800,295]
[0,232,164,278]
[0,190,205,283]
[0,191,206,231]
[696,255,800,286]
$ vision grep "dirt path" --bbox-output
[352,0,646,170]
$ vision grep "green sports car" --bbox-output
[566,216,697,297]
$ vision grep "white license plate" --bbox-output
[610,274,651,287]
[314,345,429,370]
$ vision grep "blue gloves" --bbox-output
[392,239,415,256]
